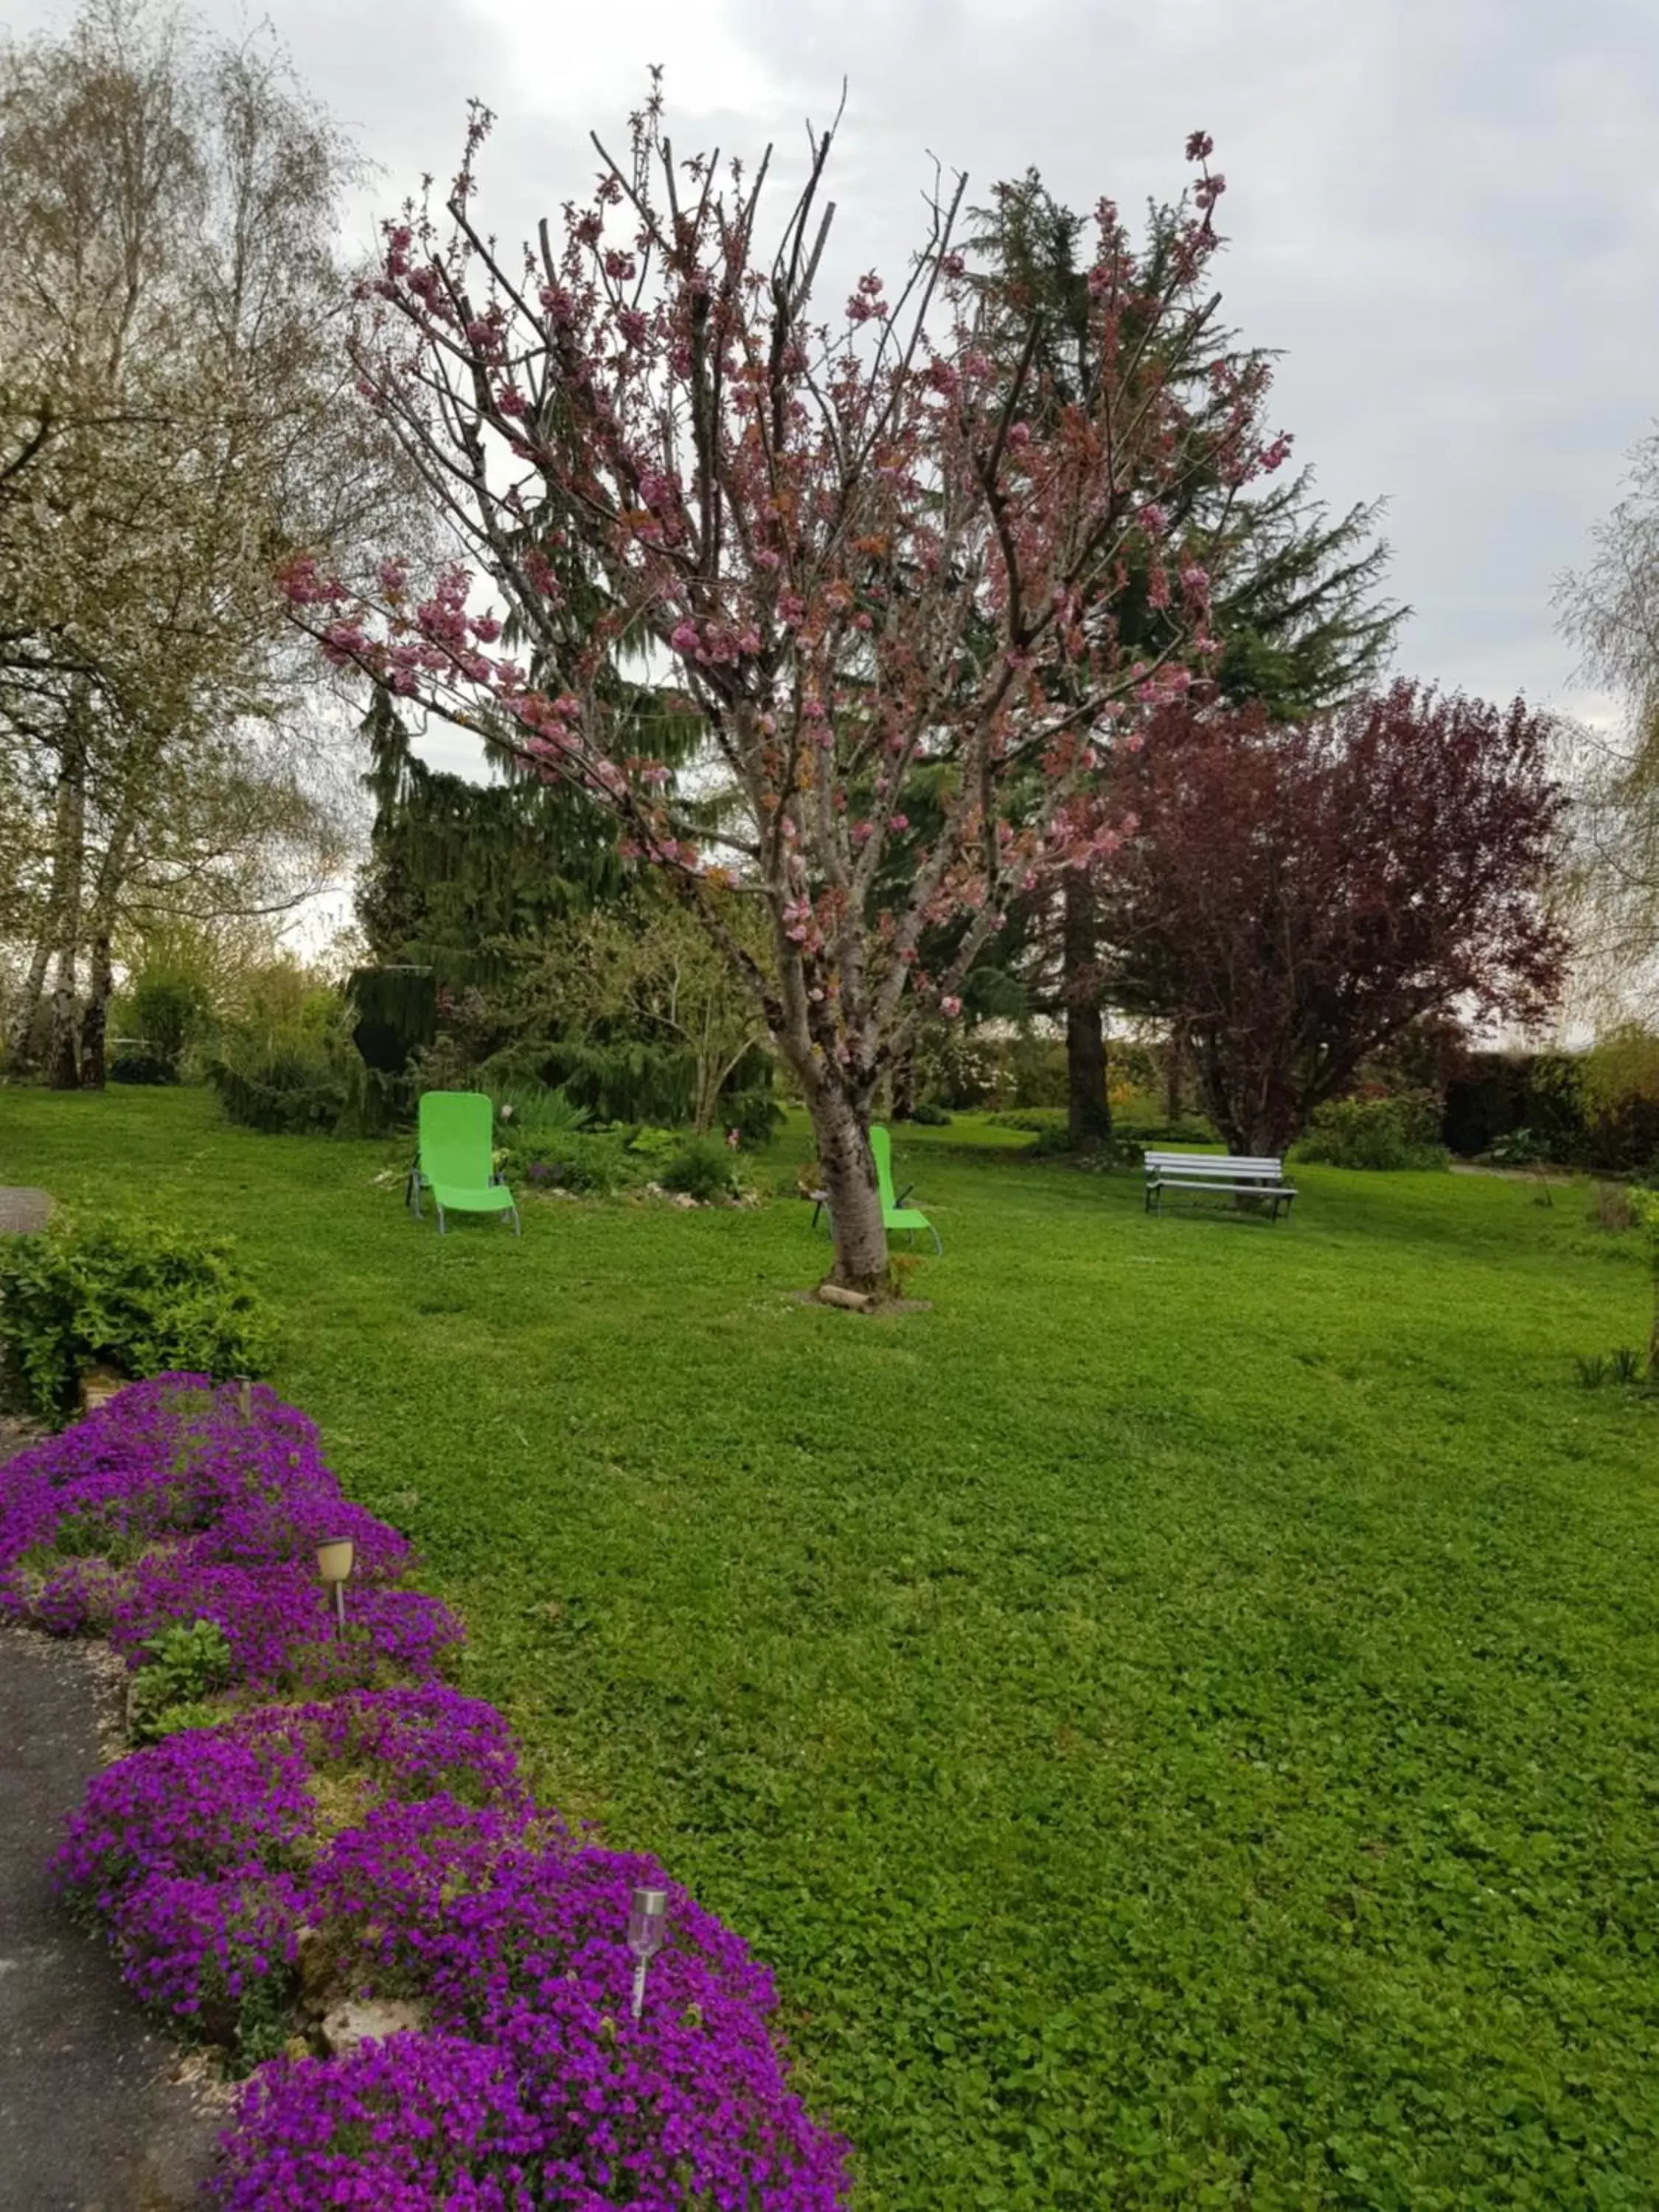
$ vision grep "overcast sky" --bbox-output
[11,0,1658,779]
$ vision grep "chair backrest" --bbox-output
[419,1091,494,1184]
[869,1124,898,1209]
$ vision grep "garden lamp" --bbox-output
[316,1537,355,1637]
[627,1887,668,2021]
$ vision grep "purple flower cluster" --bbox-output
[207,2034,557,2211]
[11,1378,851,2207]
[296,1810,849,2209]
[0,1375,461,1697]
[54,1687,529,2025]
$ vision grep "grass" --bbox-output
[4,1084,1658,2209]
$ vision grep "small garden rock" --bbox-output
[321,1997,427,2053]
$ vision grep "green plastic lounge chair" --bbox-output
[871,1124,942,1254]
[406,1091,521,1237]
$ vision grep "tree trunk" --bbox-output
[807,1080,888,1293]
[45,700,89,1091]
[80,796,139,1096]
[81,928,114,1091]
[1062,868,1111,1150]
[7,936,52,1071]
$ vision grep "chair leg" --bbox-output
[436,1200,446,1237]
[929,1226,942,1256]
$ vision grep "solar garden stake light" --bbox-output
[627,1888,668,2021]
[236,1375,251,1420]
[316,1537,355,1638]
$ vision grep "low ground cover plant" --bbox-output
[4,1375,849,2205]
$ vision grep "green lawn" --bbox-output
[4,1086,1658,2209]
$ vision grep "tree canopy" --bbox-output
[1100,681,1569,1155]
[0,0,412,1085]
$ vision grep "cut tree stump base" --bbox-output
[790,1290,933,1316]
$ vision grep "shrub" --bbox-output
[720,1082,785,1146]
[130,973,206,1074]
[1489,1124,1541,1166]
[0,1220,278,1421]
[484,1079,591,1138]
[662,1135,743,1203]
[1589,1182,1639,1233]
[481,1037,697,1125]
[108,1052,176,1087]
[1006,1031,1068,1108]
[1295,1096,1449,1171]
[907,1101,952,1126]
[913,1027,1001,1110]
[205,1043,347,1136]
[1442,1050,1593,1164]
[515,1130,646,1196]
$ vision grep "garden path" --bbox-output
[0,1598,222,2207]
[0,1189,50,1235]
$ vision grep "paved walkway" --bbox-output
[0,1186,221,2205]
[0,1626,222,2210]
[0,1189,51,1235]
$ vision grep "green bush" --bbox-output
[516,1130,648,1197]
[624,1124,683,1164]
[715,1085,785,1147]
[205,1043,347,1135]
[130,973,206,1074]
[661,1135,744,1203]
[1128,1116,1217,1147]
[0,1215,277,1420]
[108,1052,176,1087]
[484,1080,592,1139]
[1006,1032,1068,1109]
[1296,1095,1449,1172]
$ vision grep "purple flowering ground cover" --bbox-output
[2,1375,850,2209]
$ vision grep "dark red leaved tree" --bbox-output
[1102,680,1569,1156]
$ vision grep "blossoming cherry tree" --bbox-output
[287,87,1290,1287]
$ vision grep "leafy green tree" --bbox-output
[0,0,411,1088]
[355,685,627,987]
[1555,425,1659,1023]
[964,171,1406,1146]
[526,891,773,1134]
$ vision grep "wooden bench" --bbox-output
[1143,1150,1296,1221]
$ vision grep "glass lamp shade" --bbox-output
[315,1537,355,1585]
[627,1888,669,1961]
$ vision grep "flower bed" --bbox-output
[3,1375,849,2207]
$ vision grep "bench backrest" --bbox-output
[1144,1150,1284,1177]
